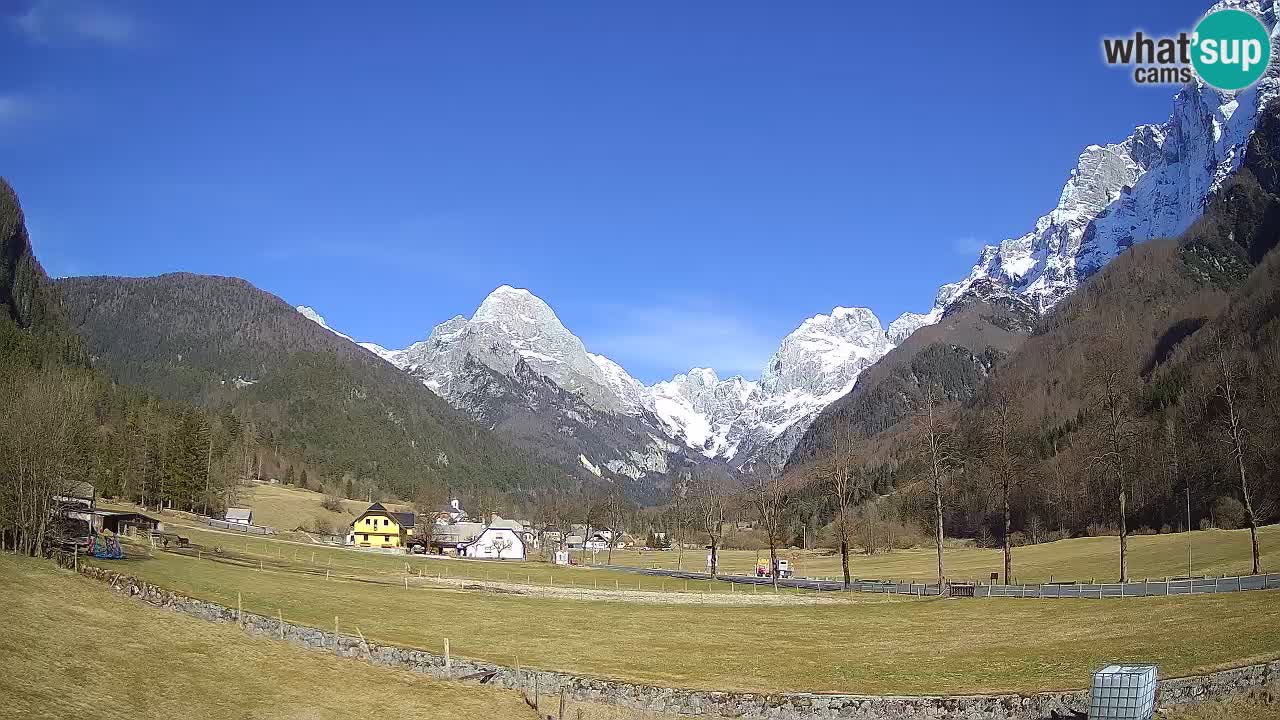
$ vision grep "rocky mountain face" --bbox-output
[0,179,53,329]
[303,288,897,483]
[298,2,1280,488]
[892,0,1280,336]
[334,287,702,500]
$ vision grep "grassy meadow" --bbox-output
[69,525,1280,696]
[147,521,811,597]
[0,553,533,720]
[609,525,1280,583]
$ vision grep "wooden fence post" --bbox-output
[278,609,284,640]
[444,638,451,674]
[559,687,567,720]
[237,591,242,626]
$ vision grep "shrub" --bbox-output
[311,516,335,536]
[1212,496,1249,530]
[975,525,995,548]
[320,495,345,513]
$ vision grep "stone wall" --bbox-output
[73,563,1278,719]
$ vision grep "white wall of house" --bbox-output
[463,528,525,560]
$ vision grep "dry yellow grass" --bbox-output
[231,483,413,536]
[1163,685,1280,719]
[86,534,1280,696]
[0,552,533,720]
[610,525,1280,583]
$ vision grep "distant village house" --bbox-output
[461,519,525,560]
[347,502,416,549]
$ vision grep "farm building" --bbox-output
[461,519,525,560]
[585,530,612,550]
[95,510,163,536]
[224,507,253,525]
[430,521,484,554]
[347,502,416,549]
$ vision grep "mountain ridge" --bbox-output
[300,287,899,475]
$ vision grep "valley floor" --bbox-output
[54,521,1280,697]
[4,550,1280,719]
[0,553,533,720]
[608,525,1280,584]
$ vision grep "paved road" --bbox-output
[595,564,1280,599]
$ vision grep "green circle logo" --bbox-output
[1192,9,1272,91]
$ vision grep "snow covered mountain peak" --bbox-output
[760,307,891,395]
[311,287,897,470]
[646,304,895,465]
[473,285,558,326]
[891,16,1280,338]
[296,305,353,341]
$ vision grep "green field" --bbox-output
[155,482,411,539]
[609,525,1280,583]
[0,553,533,720]
[152,521,814,597]
[63,523,1280,696]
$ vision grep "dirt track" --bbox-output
[410,574,910,606]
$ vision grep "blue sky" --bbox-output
[3,0,1212,383]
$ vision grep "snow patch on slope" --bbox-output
[296,305,354,341]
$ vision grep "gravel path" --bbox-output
[410,575,905,605]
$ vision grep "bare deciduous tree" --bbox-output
[1212,332,1262,574]
[0,368,93,556]
[748,464,788,589]
[694,468,727,577]
[913,383,958,590]
[672,473,690,571]
[1084,331,1143,583]
[604,489,627,565]
[979,374,1034,583]
[825,421,863,588]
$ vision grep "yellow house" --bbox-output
[348,502,416,549]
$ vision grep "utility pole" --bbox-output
[202,426,214,517]
[1187,486,1192,578]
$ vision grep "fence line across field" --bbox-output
[54,542,1278,601]
[597,564,1280,599]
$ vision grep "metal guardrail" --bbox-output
[595,564,1280,599]
[974,573,1280,598]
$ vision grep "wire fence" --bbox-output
[598,564,1280,599]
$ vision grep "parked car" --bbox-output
[755,558,792,579]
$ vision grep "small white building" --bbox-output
[433,498,469,525]
[461,520,526,560]
[225,507,253,525]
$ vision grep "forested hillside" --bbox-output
[790,102,1280,577]
[1,179,248,554]
[56,272,577,501]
